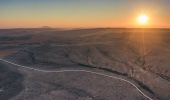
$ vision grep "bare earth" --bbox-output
[0,28,170,100]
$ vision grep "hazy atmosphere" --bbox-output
[0,1,170,100]
[0,0,170,28]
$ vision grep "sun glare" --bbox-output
[137,14,149,25]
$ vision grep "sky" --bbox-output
[0,0,170,28]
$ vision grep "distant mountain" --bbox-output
[41,26,52,29]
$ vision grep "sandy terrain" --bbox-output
[0,28,170,100]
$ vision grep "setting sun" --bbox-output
[137,14,149,25]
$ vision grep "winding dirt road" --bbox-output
[0,58,153,100]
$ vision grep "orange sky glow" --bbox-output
[0,0,170,28]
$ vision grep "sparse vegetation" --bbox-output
[0,28,170,100]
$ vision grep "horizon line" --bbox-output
[0,27,170,30]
